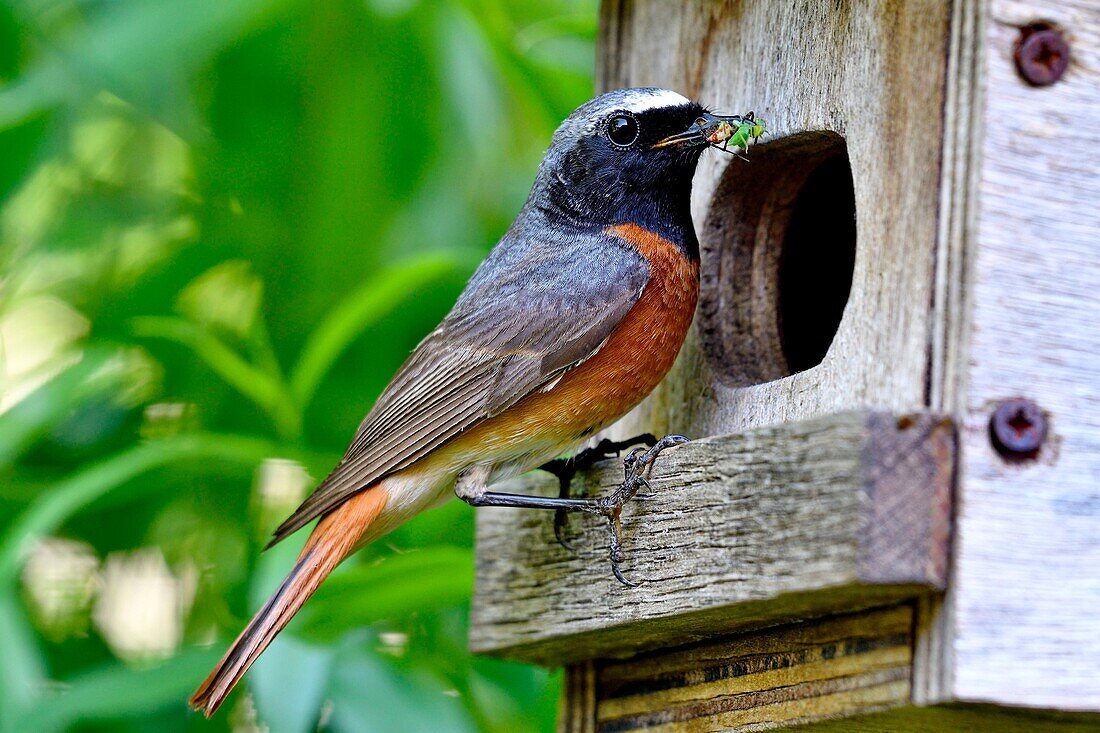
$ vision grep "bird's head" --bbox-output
[528,88,757,245]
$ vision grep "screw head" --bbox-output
[990,398,1047,460]
[1015,24,1070,86]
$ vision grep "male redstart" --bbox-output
[190,88,763,716]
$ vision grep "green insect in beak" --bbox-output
[726,111,767,153]
[695,110,767,159]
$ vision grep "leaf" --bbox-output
[175,259,264,340]
[295,547,473,641]
[251,635,335,733]
[0,0,302,133]
[467,658,560,733]
[0,433,279,588]
[289,252,458,407]
[325,650,477,733]
[13,647,222,732]
[0,350,120,467]
[132,316,301,439]
[0,593,48,732]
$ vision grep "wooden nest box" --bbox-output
[471,1,1100,730]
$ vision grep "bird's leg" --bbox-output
[457,434,688,586]
[595,435,688,586]
[538,434,656,549]
[536,457,579,550]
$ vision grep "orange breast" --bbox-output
[456,223,699,456]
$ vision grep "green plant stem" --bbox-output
[132,316,302,440]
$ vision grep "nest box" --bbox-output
[471,1,1100,730]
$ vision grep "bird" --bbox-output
[190,87,763,717]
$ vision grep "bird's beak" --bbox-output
[652,112,731,149]
[652,112,761,149]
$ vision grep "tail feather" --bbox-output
[189,486,388,717]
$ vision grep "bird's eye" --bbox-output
[695,117,708,127]
[607,114,639,147]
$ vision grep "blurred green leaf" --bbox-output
[13,646,222,732]
[0,433,279,588]
[297,546,473,640]
[250,635,335,733]
[326,649,478,733]
[290,252,458,407]
[0,593,48,732]
[0,351,118,467]
[132,316,300,438]
[467,657,561,733]
[0,0,301,132]
[0,0,596,728]
[386,496,474,549]
[176,259,265,340]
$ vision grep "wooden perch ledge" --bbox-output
[471,411,954,666]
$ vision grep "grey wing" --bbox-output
[268,231,647,545]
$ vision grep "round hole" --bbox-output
[777,155,856,373]
[697,132,856,387]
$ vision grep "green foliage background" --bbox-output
[0,0,598,730]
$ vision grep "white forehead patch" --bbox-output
[618,88,691,114]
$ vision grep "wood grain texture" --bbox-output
[794,705,1100,732]
[469,0,1100,724]
[593,605,913,732]
[560,663,597,733]
[938,0,1100,712]
[596,0,950,441]
[591,0,1100,716]
[471,411,953,666]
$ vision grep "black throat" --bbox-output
[534,146,702,261]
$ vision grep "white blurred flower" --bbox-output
[140,401,198,439]
[378,631,409,657]
[21,538,99,640]
[92,548,196,664]
[253,458,312,538]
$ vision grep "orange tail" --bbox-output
[189,486,388,717]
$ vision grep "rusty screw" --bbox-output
[1015,24,1070,86]
[990,398,1046,460]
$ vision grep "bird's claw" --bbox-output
[553,509,574,551]
[545,433,658,552]
[598,434,689,586]
[607,510,639,587]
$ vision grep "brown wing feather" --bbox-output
[268,233,647,546]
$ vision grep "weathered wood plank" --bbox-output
[593,605,913,732]
[560,663,597,733]
[471,411,953,665]
[564,606,1100,731]
[939,0,1100,712]
[794,705,1100,732]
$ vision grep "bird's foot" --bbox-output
[465,434,687,585]
[595,434,689,586]
[539,434,657,550]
